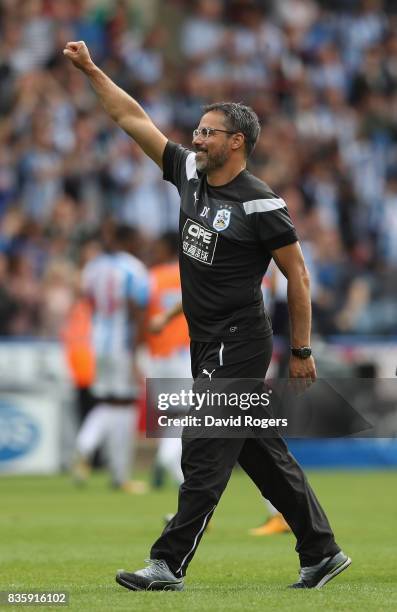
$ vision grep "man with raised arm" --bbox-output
[64,41,351,592]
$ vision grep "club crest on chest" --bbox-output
[213,209,231,231]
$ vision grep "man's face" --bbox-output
[193,111,233,173]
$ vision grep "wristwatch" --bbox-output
[291,346,312,359]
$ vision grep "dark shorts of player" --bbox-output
[150,336,340,577]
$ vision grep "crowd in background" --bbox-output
[0,0,397,338]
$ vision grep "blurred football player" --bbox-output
[74,225,149,493]
[146,232,190,487]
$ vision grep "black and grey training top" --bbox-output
[163,141,298,342]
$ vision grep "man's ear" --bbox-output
[231,133,245,151]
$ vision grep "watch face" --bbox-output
[292,347,312,358]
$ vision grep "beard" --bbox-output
[195,143,229,173]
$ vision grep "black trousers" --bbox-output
[150,337,340,577]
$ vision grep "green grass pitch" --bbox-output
[1,469,396,611]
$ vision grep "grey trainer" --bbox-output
[116,559,184,591]
[289,551,351,589]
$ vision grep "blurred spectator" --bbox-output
[19,111,63,222]
[378,170,397,265]
[7,251,41,336]
[180,0,226,78]
[0,252,15,335]
[40,258,77,337]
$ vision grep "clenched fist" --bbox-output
[63,41,94,72]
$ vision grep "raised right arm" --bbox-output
[63,41,167,168]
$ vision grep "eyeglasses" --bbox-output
[192,127,237,139]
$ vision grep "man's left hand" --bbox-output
[289,355,317,393]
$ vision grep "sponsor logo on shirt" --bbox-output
[213,209,231,231]
[182,219,218,265]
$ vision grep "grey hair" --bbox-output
[202,101,261,158]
